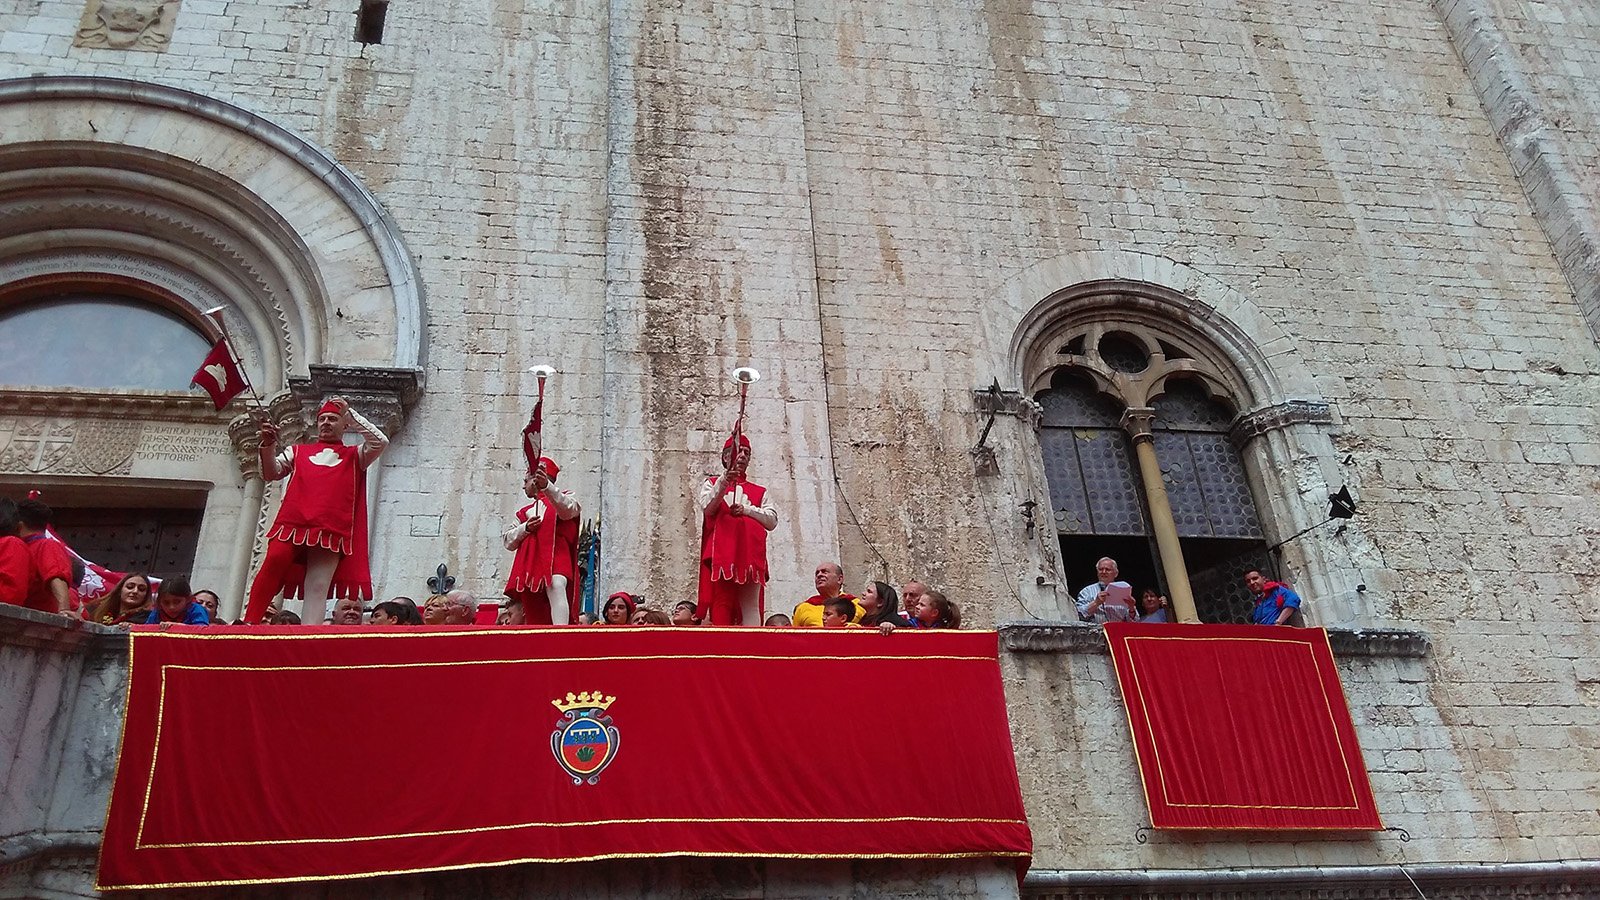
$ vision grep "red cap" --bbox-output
[537,457,560,481]
[318,400,342,417]
[723,433,751,451]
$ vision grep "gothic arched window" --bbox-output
[1031,324,1272,623]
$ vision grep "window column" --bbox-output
[1120,407,1198,624]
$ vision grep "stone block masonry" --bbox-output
[3,0,1600,887]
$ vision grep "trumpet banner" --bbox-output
[1103,622,1382,831]
[97,627,1032,890]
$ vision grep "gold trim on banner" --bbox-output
[133,657,171,846]
[1113,630,1367,814]
[97,849,1031,892]
[154,653,994,673]
[139,815,1030,849]
[131,654,1008,849]
[96,630,140,867]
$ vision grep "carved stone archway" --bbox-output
[0,76,426,618]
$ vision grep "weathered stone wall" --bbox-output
[3,0,1600,886]
[1485,0,1600,201]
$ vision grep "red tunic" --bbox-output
[0,536,30,607]
[503,496,580,625]
[21,534,73,612]
[265,442,372,600]
[696,476,770,620]
[700,476,770,583]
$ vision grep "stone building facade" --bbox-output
[1,0,1599,895]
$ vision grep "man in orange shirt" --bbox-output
[792,561,863,628]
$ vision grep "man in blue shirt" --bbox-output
[1245,570,1303,626]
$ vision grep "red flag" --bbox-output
[43,525,131,611]
[190,339,246,410]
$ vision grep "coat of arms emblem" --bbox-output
[550,691,620,785]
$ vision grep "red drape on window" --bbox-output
[1103,622,1382,831]
[97,627,1032,891]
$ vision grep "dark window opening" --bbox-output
[52,507,202,578]
[355,0,387,44]
[1060,533,1161,603]
[1181,537,1275,624]
[1098,333,1149,373]
[1,479,207,583]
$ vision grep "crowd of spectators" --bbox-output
[4,496,1303,630]
[1074,556,1304,627]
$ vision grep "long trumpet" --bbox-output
[524,364,556,467]
[728,366,760,462]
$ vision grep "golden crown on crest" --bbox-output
[551,691,616,714]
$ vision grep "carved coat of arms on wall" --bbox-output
[75,0,180,52]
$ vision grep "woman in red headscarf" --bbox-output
[600,591,636,626]
[501,456,581,625]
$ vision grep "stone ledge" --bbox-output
[0,830,100,868]
[1023,859,1600,898]
[0,387,230,424]
[0,604,129,655]
[998,621,1429,658]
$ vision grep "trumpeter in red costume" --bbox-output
[244,397,387,624]
[696,432,778,626]
[501,455,581,625]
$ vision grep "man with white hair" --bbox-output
[1076,557,1134,623]
[423,589,478,625]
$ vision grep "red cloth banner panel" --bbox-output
[1103,623,1382,831]
[98,627,1031,890]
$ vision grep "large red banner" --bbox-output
[98,627,1031,890]
[1103,623,1382,831]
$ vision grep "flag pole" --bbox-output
[200,306,267,419]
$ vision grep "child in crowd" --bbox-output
[909,589,960,630]
[822,596,859,628]
[146,576,208,625]
[369,600,416,625]
[764,613,791,627]
[629,607,670,625]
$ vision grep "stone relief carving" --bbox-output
[0,415,236,477]
[74,419,139,475]
[0,418,79,474]
[74,0,179,51]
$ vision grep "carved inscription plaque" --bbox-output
[136,423,230,463]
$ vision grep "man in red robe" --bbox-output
[244,398,387,624]
[502,456,581,625]
[696,434,778,626]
